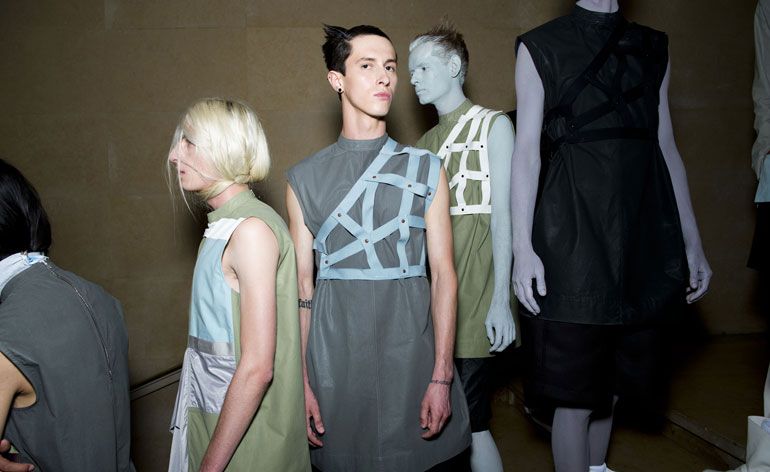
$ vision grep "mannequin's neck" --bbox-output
[434,85,466,117]
[576,0,619,13]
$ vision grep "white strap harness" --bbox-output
[436,105,499,216]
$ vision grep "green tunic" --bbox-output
[416,100,513,358]
[169,190,310,471]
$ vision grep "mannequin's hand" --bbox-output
[512,248,546,314]
[685,244,712,304]
[485,300,515,352]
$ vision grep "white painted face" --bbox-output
[408,41,455,106]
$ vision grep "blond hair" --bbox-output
[169,98,270,201]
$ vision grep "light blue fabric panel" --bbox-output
[188,239,234,344]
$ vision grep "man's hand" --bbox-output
[485,302,515,352]
[304,384,325,447]
[0,439,34,472]
[419,383,452,439]
[685,245,712,304]
[512,248,546,314]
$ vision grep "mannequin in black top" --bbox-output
[511,1,711,471]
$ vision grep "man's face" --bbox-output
[338,34,398,119]
[168,129,218,193]
[408,42,454,106]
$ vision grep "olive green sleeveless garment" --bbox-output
[416,99,513,358]
[169,190,310,471]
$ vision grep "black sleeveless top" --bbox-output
[517,6,687,325]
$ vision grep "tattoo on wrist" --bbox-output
[430,379,451,386]
[298,298,312,309]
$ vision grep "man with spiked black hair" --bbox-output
[287,24,471,471]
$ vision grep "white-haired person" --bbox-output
[166,98,310,472]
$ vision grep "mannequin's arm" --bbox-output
[485,116,516,351]
[657,60,712,303]
[510,43,547,314]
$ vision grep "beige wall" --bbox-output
[0,0,762,389]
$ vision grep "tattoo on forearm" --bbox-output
[298,298,312,309]
[429,379,451,386]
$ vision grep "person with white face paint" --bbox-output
[409,20,515,472]
[286,24,471,471]
[513,1,712,471]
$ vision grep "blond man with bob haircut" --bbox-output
[167,98,310,472]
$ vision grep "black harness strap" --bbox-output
[551,127,656,148]
[543,19,659,155]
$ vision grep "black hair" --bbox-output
[0,159,51,259]
[322,24,391,74]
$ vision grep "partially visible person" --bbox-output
[705,1,770,470]
[750,0,770,276]
[166,98,309,471]
[0,158,134,471]
[409,20,516,472]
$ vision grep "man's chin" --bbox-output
[366,107,391,119]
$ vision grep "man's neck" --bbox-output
[340,108,387,140]
[207,183,248,210]
[576,0,619,13]
[433,85,467,117]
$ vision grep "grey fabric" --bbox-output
[0,262,133,472]
[287,134,471,471]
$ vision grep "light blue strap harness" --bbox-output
[314,138,440,280]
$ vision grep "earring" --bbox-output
[338,88,343,93]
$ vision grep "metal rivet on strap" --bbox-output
[401,219,406,223]
[372,175,377,179]
[407,183,412,188]
[325,260,329,264]
[402,269,407,273]
[480,144,484,148]
[428,191,432,196]
[337,212,341,217]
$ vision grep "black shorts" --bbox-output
[520,315,668,416]
[749,202,770,272]
[454,357,492,433]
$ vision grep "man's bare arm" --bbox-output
[421,169,457,439]
[0,353,35,472]
[286,184,325,446]
[510,43,547,314]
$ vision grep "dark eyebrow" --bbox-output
[356,57,398,65]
